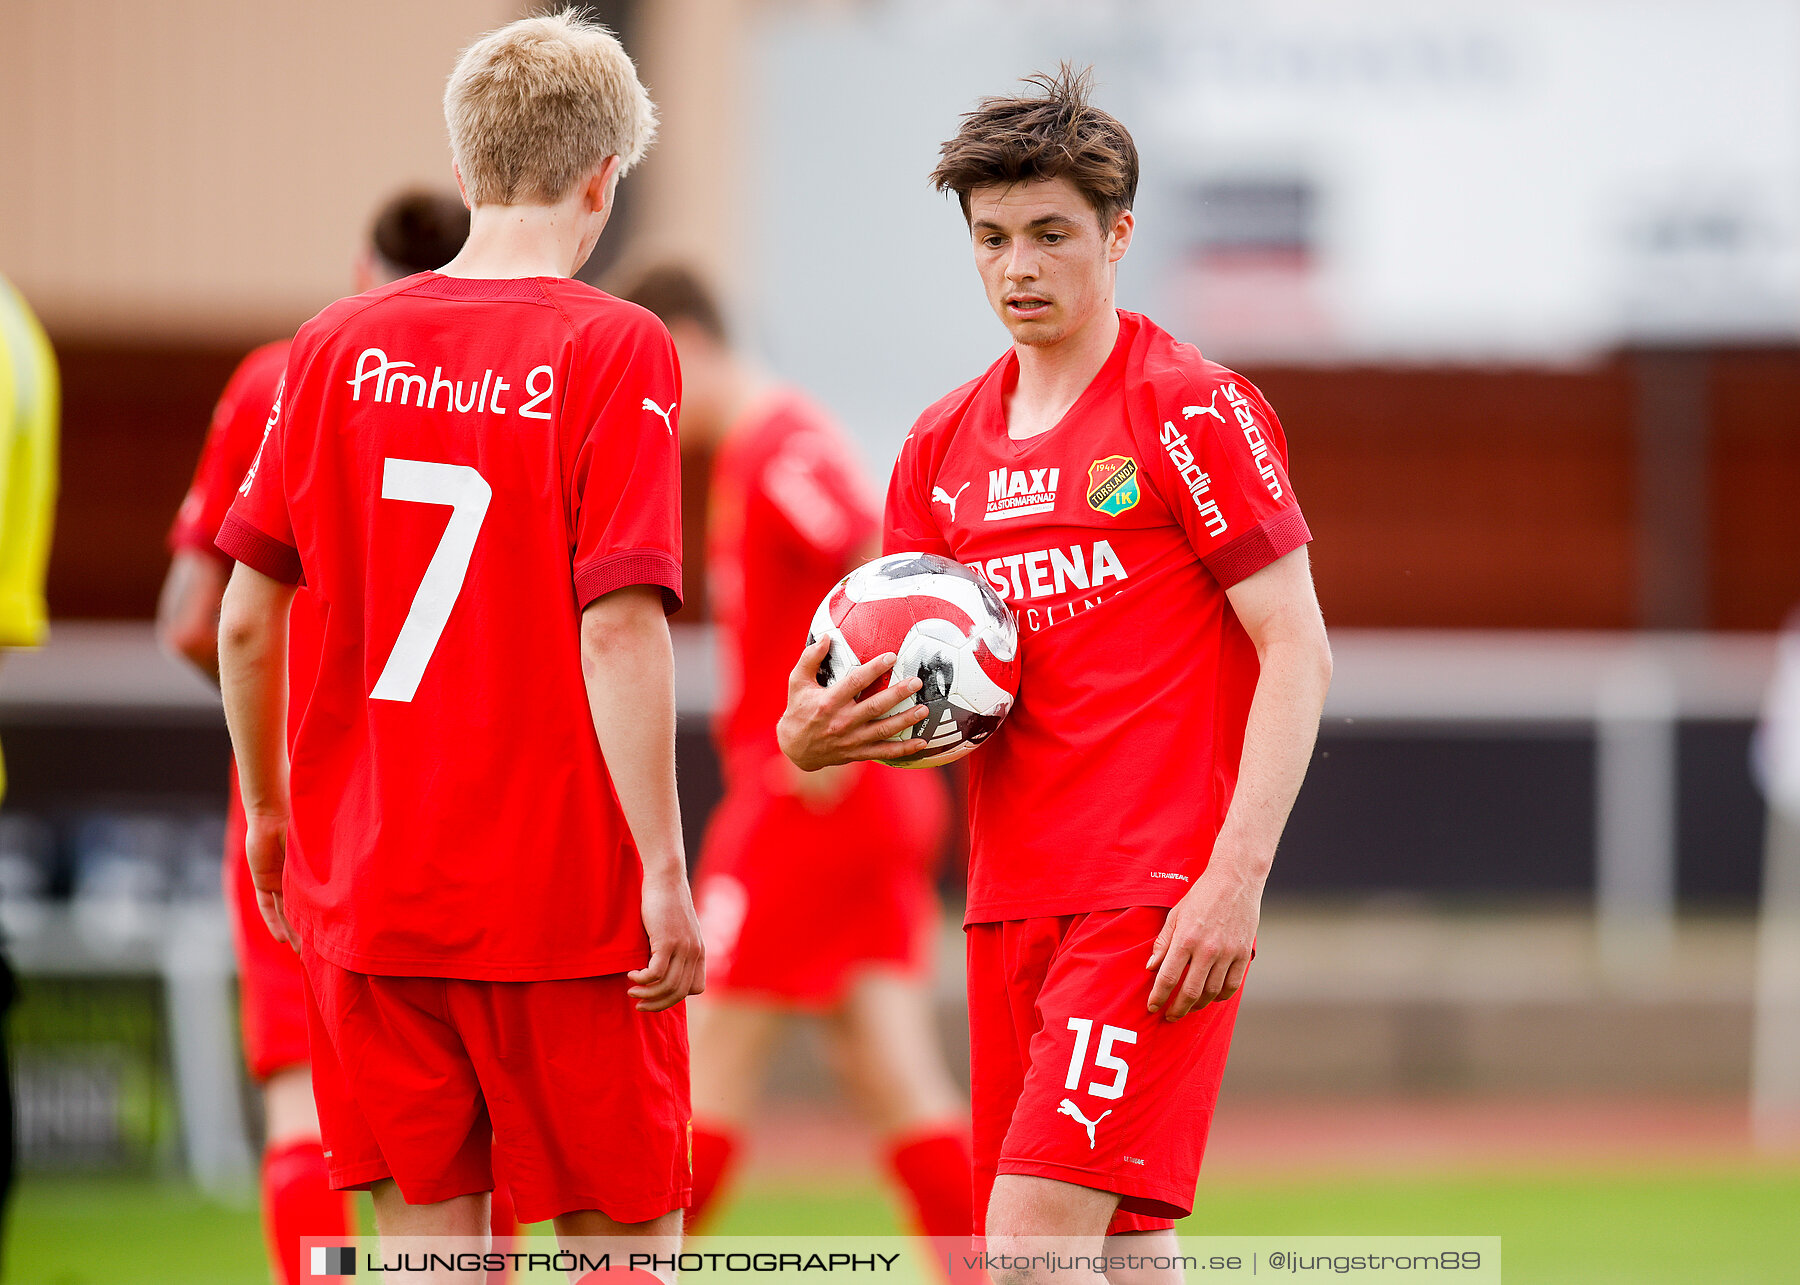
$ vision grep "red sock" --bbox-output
[487,1180,519,1281]
[262,1137,353,1285]
[686,1124,739,1231]
[886,1128,974,1238]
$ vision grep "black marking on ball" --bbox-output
[890,696,954,765]
[810,632,835,687]
[955,707,1005,746]
[916,655,953,705]
[874,552,962,582]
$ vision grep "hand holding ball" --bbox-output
[805,552,1020,768]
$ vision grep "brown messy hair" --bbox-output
[369,190,470,276]
[929,64,1137,227]
[612,262,727,343]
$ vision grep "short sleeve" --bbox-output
[881,427,954,558]
[216,369,302,584]
[1146,371,1310,587]
[759,424,878,564]
[569,321,684,613]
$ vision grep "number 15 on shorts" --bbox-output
[1065,1017,1135,1100]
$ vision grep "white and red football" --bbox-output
[807,551,1020,768]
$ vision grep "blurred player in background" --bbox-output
[0,273,59,1262]
[217,12,699,1265]
[779,67,1332,1275]
[156,190,495,1285]
[617,265,973,1242]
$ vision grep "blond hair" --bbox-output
[445,11,656,206]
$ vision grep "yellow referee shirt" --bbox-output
[0,275,60,802]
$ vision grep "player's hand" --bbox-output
[1146,863,1263,1020]
[777,637,930,771]
[629,868,705,1012]
[244,810,298,951]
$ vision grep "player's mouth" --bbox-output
[1005,294,1051,320]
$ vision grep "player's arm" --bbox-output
[580,584,704,1012]
[156,550,230,682]
[218,561,298,947]
[1147,545,1331,1019]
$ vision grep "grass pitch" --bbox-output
[7,1165,1799,1284]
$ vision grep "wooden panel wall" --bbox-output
[1709,351,1800,630]
[1247,362,1639,630]
[47,343,244,618]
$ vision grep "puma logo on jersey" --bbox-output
[642,398,676,434]
[984,467,1060,521]
[1058,1099,1112,1149]
[1184,390,1226,423]
[932,481,971,521]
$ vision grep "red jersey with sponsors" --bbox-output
[169,340,290,561]
[219,273,684,981]
[708,389,879,772]
[885,310,1310,923]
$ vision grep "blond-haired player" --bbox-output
[217,14,700,1268]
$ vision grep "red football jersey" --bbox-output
[707,389,879,771]
[885,310,1311,923]
[219,273,684,981]
[169,339,291,561]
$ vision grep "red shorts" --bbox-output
[694,757,948,1007]
[967,906,1242,1232]
[300,949,690,1225]
[224,776,311,1081]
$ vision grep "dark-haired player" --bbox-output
[218,11,701,1257]
[617,264,972,1244]
[158,189,489,1285]
[779,67,1332,1271]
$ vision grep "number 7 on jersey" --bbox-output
[371,458,491,703]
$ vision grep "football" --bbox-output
[806,551,1020,768]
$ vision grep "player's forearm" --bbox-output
[580,588,687,879]
[157,551,228,684]
[218,568,293,817]
[1209,630,1332,882]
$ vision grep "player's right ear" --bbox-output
[586,155,623,215]
[1106,209,1135,264]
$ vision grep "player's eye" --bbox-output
[981,236,1006,249]
[1041,233,1066,245]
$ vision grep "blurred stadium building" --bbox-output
[3,0,1800,1274]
